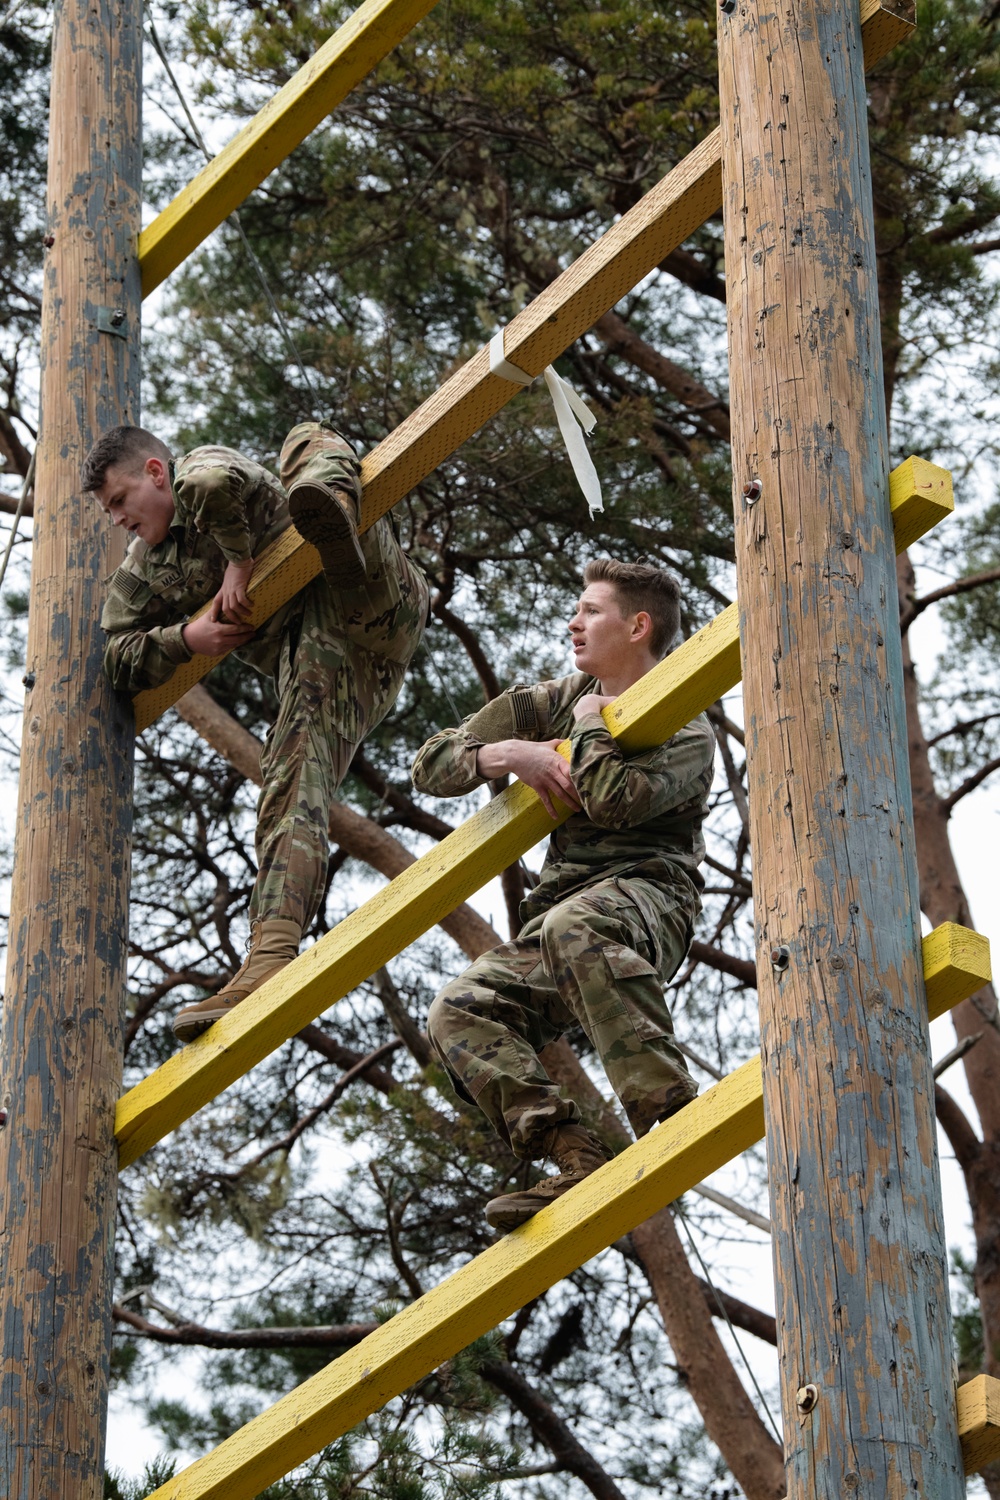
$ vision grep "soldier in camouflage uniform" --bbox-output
[82,420,428,1042]
[413,559,715,1231]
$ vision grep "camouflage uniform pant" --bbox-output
[427,875,698,1157]
[249,422,429,931]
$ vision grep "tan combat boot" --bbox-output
[287,480,366,587]
[484,1122,611,1233]
[172,918,302,1044]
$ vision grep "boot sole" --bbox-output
[485,1199,544,1233]
[289,483,366,588]
[172,1006,231,1044]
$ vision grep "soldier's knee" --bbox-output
[540,897,602,951]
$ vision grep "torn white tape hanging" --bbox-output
[489,329,604,517]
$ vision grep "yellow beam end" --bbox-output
[959,1375,1000,1475]
[143,1060,767,1500]
[888,456,954,554]
[923,923,991,1022]
[860,0,916,70]
[138,0,439,297]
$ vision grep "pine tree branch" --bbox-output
[693,1278,777,1346]
[241,1039,403,1169]
[295,1026,400,1096]
[687,940,757,988]
[479,1360,630,1500]
[112,1304,377,1349]
[658,246,726,304]
[934,1082,982,1175]
[927,711,1000,747]
[349,748,457,842]
[939,753,1000,816]
[593,308,731,441]
[898,564,1000,634]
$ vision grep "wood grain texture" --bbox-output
[718,0,963,1490]
[139,927,986,1500]
[138,0,440,295]
[0,0,141,1493]
[958,1375,1000,1474]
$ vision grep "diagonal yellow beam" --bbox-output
[131,0,917,732]
[138,0,441,297]
[143,921,990,1500]
[139,0,910,301]
[116,460,954,1165]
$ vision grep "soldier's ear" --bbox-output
[632,610,654,645]
[145,456,168,487]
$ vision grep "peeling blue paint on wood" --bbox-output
[718,0,964,1492]
[0,0,141,1494]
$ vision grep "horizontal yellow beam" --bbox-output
[958,1374,1000,1475]
[139,0,908,303]
[143,921,987,1500]
[117,458,954,1162]
[131,446,949,738]
[138,0,440,297]
[130,0,917,733]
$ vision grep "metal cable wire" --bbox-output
[145,14,315,396]
[0,449,36,597]
[675,1203,784,1445]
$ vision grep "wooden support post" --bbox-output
[718,0,964,1495]
[0,0,141,1493]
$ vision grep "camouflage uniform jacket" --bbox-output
[412,672,716,923]
[101,442,358,692]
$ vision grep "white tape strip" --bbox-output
[488,329,604,517]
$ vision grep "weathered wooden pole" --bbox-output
[717,0,964,1495]
[0,0,141,1492]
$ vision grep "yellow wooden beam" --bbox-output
[131,446,949,736]
[138,0,440,297]
[959,1375,1000,1475]
[141,923,985,1500]
[117,462,956,1162]
[118,606,735,1161]
[139,0,909,301]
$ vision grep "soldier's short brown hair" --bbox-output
[80,425,173,494]
[582,558,681,658]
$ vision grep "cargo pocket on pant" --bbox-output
[596,945,670,1042]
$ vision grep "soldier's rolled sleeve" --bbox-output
[103,622,192,693]
[411,727,487,797]
[175,465,252,564]
[569,713,714,829]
